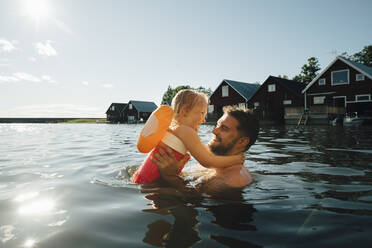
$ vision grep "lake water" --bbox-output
[0,123,371,248]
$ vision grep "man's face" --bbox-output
[208,114,241,155]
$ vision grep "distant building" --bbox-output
[247,76,306,123]
[302,56,372,124]
[106,103,127,123]
[208,79,259,121]
[122,100,158,123]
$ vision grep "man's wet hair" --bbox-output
[223,105,259,151]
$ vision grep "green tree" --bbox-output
[195,86,212,96]
[292,57,321,84]
[348,45,372,67]
[277,75,289,79]
[160,85,212,105]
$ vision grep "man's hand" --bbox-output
[151,145,190,177]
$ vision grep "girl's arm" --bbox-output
[172,125,244,168]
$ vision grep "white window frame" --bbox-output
[283,100,292,105]
[355,94,371,102]
[318,78,326,85]
[268,84,276,92]
[333,96,347,108]
[208,104,214,113]
[238,103,246,108]
[222,85,229,97]
[129,103,133,110]
[254,102,260,107]
[331,69,349,85]
[356,74,365,81]
[112,106,115,111]
[314,96,325,104]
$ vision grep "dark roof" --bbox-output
[223,79,260,100]
[303,56,372,93]
[105,103,127,114]
[342,57,372,77]
[127,100,158,113]
[266,76,306,97]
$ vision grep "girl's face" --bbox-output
[181,100,207,131]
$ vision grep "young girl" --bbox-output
[132,89,244,184]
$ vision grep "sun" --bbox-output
[22,0,53,25]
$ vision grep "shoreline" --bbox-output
[0,118,106,124]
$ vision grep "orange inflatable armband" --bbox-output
[137,105,174,153]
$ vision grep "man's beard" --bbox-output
[209,136,239,155]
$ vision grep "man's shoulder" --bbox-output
[220,165,253,188]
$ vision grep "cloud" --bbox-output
[0,75,19,82]
[42,75,57,83]
[82,81,89,86]
[34,40,57,56]
[0,104,105,118]
[0,58,11,67]
[14,72,41,82]
[101,83,113,88]
[0,72,57,83]
[28,57,37,62]
[0,39,18,52]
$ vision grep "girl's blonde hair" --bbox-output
[171,89,208,120]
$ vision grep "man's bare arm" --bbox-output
[151,146,196,194]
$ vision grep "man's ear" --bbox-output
[238,137,250,149]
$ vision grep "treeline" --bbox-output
[280,45,372,84]
[161,85,212,105]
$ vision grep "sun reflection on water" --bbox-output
[14,192,39,202]
[18,199,55,215]
[24,238,36,247]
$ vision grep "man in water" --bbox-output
[152,106,259,196]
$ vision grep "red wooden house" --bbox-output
[247,76,306,123]
[302,56,372,122]
[121,100,157,123]
[208,79,259,121]
[106,103,127,123]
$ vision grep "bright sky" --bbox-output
[1,0,371,117]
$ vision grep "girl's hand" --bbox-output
[239,153,246,164]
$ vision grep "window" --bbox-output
[254,102,260,107]
[318,78,326,85]
[129,103,132,110]
[331,69,349,85]
[208,104,214,113]
[283,100,292,105]
[356,74,365,81]
[268,84,276,92]
[356,94,371,102]
[314,96,325,104]
[112,106,115,111]
[222,85,229,97]
[238,103,246,108]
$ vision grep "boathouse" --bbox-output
[302,56,372,124]
[106,103,127,123]
[122,100,158,123]
[208,79,259,121]
[247,76,306,124]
